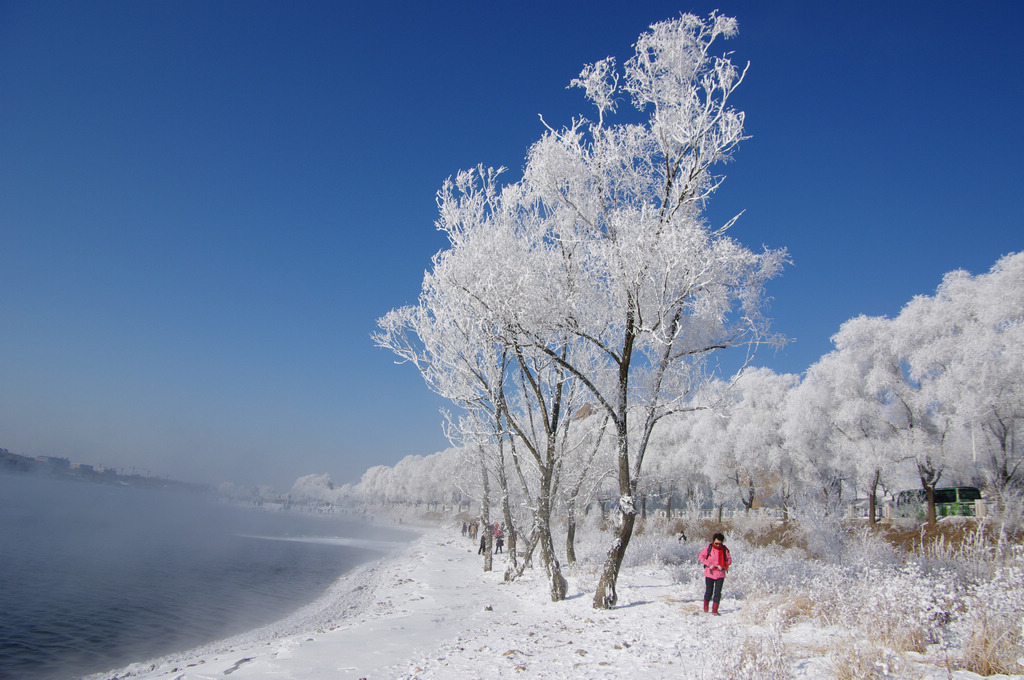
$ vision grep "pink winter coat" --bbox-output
[698,543,732,580]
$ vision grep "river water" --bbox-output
[0,474,412,680]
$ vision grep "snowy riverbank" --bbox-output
[87,524,1021,680]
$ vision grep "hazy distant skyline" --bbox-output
[2,1,1021,489]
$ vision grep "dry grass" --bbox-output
[873,518,1012,554]
[732,634,792,680]
[870,613,928,655]
[661,513,1023,553]
[740,590,815,629]
[666,518,809,551]
[666,518,719,543]
[826,641,920,680]
[960,604,1024,676]
[736,522,806,550]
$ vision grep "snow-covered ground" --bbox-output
[88,522,1022,680]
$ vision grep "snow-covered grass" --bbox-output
[90,509,1023,680]
[561,510,1024,677]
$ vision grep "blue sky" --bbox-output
[1,1,1021,489]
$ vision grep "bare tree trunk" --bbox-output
[565,496,577,565]
[497,363,569,601]
[868,469,881,525]
[919,460,942,526]
[593,509,636,609]
[501,498,517,572]
[494,436,518,573]
[478,448,493,572]
[593,427,635,609]
[924,482,937,526]
[539,521,568,601]
[508,529,539,581]
[536,466,567,601]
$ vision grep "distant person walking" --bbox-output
[698,532,731,615]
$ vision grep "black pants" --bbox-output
[704,577,724,603]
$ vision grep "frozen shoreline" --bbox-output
[85,527,430,680]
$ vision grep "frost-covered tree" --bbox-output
[783,366,844,503]
[795,349,902,523]
[639,420,693,519]
[730,368,800,515]
[515,13,786,609]
[377,13,785,608]
[375,206,515,572]
[681,382,742,515]
[901,252,1024,502]
[377,168,586,597]
[687,370,797,519]
[832,315,953,524]
[650,393,719,518]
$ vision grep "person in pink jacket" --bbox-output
[698,532,732,614]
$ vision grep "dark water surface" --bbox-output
[0,474,412,680]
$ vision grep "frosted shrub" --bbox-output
[705,609,792,679]
[727,539,826,629]
[727,511,778,542]
[839,525,902,571]
[955,545,1024,675]
[731,543,957,653]
[781,564,841,625]
[726,537,814,602]
[859,564,957,652]
[738,587,815,630]
[994,487,1024,536]
[673,516,712,543]
[787,494,847,561]
[803,562,957,653]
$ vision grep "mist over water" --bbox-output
[0,474,413,680]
